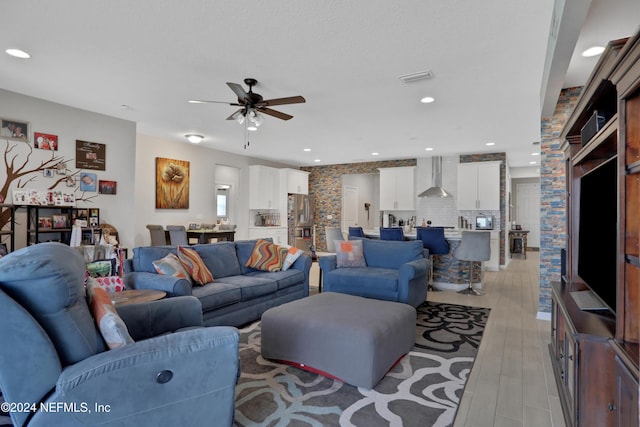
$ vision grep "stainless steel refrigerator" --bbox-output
[287,194,314,253]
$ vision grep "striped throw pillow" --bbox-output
[245,239,287,272]
[176,246,214,285]
[152,253,193,284]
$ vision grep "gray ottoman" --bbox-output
[261,292,416,389]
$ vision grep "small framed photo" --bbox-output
[34,132,58,150]
[65,176,76,187]
[89,216,99,227]
[79,172,97,192]
[55,162,67,175]
[39,217,52,229]
[98,180,117,195]
[43,169,54,178]
[1,118,29,142]
[0,243,7,257]
[52,214,68,229]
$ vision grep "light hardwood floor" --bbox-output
[309,251,566,427]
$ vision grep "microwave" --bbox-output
[475,215,494,230]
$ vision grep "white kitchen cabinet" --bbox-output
[457,161,500,210]
[283,168,309,195]
[248,227,288,245]
[379,166,416,210]
[249,165,279,209]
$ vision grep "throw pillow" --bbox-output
[335,240,366,268]
[86,258,117,278]
[94,276,125,293]
[152,253,193,284]
[282,246,304,271]
[245,239,286,272]
[86,278,134,349]
[177,246,214,285]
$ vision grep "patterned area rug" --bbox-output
[234,301,490,427]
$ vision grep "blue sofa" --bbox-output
[318,239,429,307]
[124,240,311,327]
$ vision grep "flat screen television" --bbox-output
[576,156,618,312]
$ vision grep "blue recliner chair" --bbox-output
[0,243,240,427]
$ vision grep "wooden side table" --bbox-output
[110,289,166,305]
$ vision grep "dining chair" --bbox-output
[416,227,450,291]
[166,225,189,246]
[379,227,405,241]
[146,224,167,246]
[453,230,491,296]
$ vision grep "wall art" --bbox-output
[75,140,106,170]
[156,157,189,209]
[1,118,29,142]
[34,132,58,150]
[98,180,117,195]
[80,172,97,192]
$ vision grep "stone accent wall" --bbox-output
[459,152,507,265]
[301,159,416,251]
[538,87,582,314]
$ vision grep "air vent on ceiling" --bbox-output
[398,70,434,83]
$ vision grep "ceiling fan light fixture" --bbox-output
[185,134,204,144]
[247,126,257,131]
[236,113,245,125]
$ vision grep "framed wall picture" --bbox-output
[34,132,58,150]
[1,118,29,142]
[79,172,97,192]
[0,243,7,258]
[52,214,68,229]
[75,140,106,170]
[156,157,190,209]
[98,180,117,194]
[39,217,52,229]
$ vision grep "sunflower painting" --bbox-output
[156,157,190,209]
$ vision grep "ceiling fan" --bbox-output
[191,78,306,123]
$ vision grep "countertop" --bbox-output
[363,228,500,240]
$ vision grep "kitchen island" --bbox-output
[363,228,493,291]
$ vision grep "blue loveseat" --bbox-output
[318,239,429,307]
[124,240,311,327]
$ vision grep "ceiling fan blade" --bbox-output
[260,96,306,107]
[226,109,244,121]
[189,99,242,106]
[258,107,293,121]
[227,82,250,103]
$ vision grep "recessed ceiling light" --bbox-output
[485,142,495,146]
[425,147,434,151]
[420,96,435,104]
[187,100,204,104]
[5,48,30,59]
[247,126,257,131]
[185,134,204,144]
[529,161,537,165]
[303,148,311,152]
[531,152,540,156]
[314,159,321,163]
[582,46,605,57]
[371,152,379,156]
[120,104,130,110]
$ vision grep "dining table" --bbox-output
[186,228,235,244]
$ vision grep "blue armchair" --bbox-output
[0,243,239,427]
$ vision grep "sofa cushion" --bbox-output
[177,246,214,285]
[245,239,287,272]
[235,239,271,275]
[216,275,278,301]
[132,246,176,273]
[335,240,366,268]
[194,242,242,278]
[152,253,193,284]
[362,239,424,269]
[282,247,304,271]
[325,267,399,294]
[247,269,305,291]
[191,282,241,311]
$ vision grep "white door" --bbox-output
[516,183,540,247]
[342,185,358,233]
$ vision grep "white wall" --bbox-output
[0,89,137,249]
[341,173,379,228]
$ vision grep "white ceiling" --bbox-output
[1,0,638,169]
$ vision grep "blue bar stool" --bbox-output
[348,226,365,239]
[416,227,450,292]
[453,231,491,296]
[379,227,405,241]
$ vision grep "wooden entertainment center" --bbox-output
[552,31,640,427]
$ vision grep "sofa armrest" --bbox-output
[116,296,203,341]
[48,327,239,426]
[398,258,429,283]
[318,255,337,273]
[123,271,192,296]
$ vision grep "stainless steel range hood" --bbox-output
[418,156,451,198]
